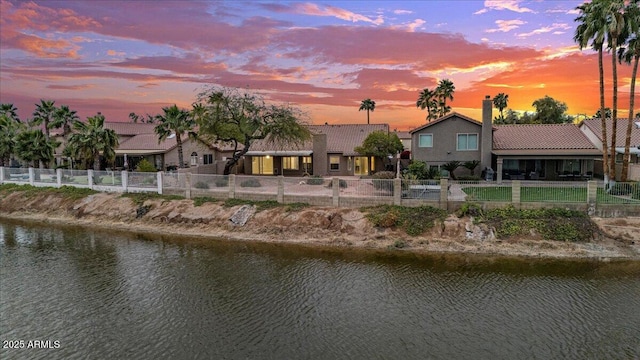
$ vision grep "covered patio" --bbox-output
[492,124,602,183]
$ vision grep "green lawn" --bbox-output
[461,186,640,204]
[462,186,512,202]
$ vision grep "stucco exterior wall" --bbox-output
[164,138,215,170]
[411,116,482,166]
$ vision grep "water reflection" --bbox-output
[1,219,639,359]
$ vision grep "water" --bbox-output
[1,219,639,360]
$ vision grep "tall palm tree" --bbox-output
[0,113,24,166]
[574,0,610,183]
[31,100,57,140]
[358,99,376,124]
[604,0,630,180]
[14,129,55,168]
[618,6,639,181]
[493,93,509,122]
[66,114,119,170]
[435,79,455,117]
[416,88,437,122]
[51,105,79,140]
[50,105,79,168]
[155,104,195,168]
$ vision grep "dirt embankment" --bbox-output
[1,191,639,260]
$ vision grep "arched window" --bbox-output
[190,152,198,166]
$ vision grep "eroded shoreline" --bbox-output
[1,191,639,261]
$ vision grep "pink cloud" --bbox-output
[262,2,383,25]
[46,84,94,90]
[275,26,542,71]
[113,54,227,75]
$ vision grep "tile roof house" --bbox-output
[410,96,604,181]
[104,122,227,172]
[492,124,600,181]
[245,124,391,176]
[580,118,640,180]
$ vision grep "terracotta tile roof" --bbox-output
[493,124,597,150]
[105,122,156,136]
[581,118,640,147]
[314,124,389,156]
[117,133,176,152]
[409,112,481,133]
[249,123,389,156]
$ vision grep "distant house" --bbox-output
[394,130,412,152]
[244,124,390,176]
[580,118,640,180]
[105,122,224,172]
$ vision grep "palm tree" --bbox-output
[574,0,610,183]
[604,0,630,180]
[66,114,118,170]
[416,88,437,122]
[442,160,461,180]
[0,103,20,122]
[463,160,481,177]
[358,99,376,124]
[618,6,639,181]
[14,129,55,168]
[31,100,57,140]
[0,113,24,166]
[435,79,455,117]
[493,93,509,122]
[154,104,194,168]
[51,105,78,140]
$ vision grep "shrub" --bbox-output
[372,171,395,191]
[240,178,261,187]
[194,181,209,189]
[442,160,461,180]
[406,161,428,179]
[456,202,483,218]
[306,176,325,185]
[457,176,481,181]
[214,177,228,187]
[363,205,447,236]
[135,159,157,172]
[481,205,598,242]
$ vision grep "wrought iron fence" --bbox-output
[456,180,511,202]
[597,181,640,205]
[402,179,441,201]
[340,178,394,198]
[521,181,587,203]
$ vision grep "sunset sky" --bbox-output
[0,0,636,130]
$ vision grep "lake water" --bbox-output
[1,219,639,360]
